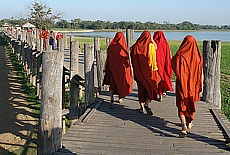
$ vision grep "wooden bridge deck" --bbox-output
[61,87,230,155]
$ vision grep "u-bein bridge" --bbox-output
[1,27,230,155]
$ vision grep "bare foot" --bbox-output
[159,95,163,102]
[187,123,193,129]
[140,103,147,114]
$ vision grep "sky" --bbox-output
[0,0,229,26]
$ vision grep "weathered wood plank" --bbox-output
[62,92,230,154]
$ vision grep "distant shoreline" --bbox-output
[53,29,95,33]
[52,29,230,33]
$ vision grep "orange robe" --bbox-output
[56,33,63,40]
[39,30,49,49]
[103,32,133,98]
[153,30,174,95]
[171,35,203,123]
[130,30,161,102]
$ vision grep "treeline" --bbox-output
[1,18,230,30]
[57,19,230,30]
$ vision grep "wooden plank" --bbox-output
[212,108,230,142]
[61,93,230,154]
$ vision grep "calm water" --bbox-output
[67,31,230,42]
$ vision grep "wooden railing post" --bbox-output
[69,41,80,111]
[70,41,80,79]
[38,50,64,155]
[70,35,75,42]
[126,29,134,52]
[84,44,95,106]
[36,52,42,99]
[40,38,44,52]
[202,40,221,109]
[63,33,68,49]
[94,37,100,57]
[96,49,109,92]
[36,29,41,52]
[27,46,33,84]
[22,30,26,42]
[106,38,112,47]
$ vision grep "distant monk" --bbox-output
[39,28,49,50]
[103,32,133,107]
[171,35,203,137]
[56,32,63,50]
[153,30,174,102]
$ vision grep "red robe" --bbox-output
[39,30,49,49]
[103,32,133,98]
[171,35,203,122]
[153,30,174,94]
[130,30,161,102]
[56,33,63,40]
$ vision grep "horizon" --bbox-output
[0,0,229,26]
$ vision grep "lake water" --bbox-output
[67,31,230,42]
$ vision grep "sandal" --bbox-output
[139,107,147,114]
[118,98,124,103]
[179,124,187,138]
[144,106,153,115]
[179,130,187,138]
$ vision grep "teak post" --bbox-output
[84,44,95,106]
[38,50,64,155]
[202,40,221,109]
[70,41,80,110]
[126,29,134,52]
[96,49,109,92]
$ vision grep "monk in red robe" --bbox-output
[56,32,63,40]
[103,32,133,107]
[171,35,203,137]
[56,32,63,50]
[39,28,49,50]
[153,30,174,101]
[130,30,161,115]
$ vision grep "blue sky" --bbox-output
[0,0,229,26]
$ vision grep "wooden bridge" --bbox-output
[1,28,230,155]
[59,85,230,155]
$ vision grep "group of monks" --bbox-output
[39,28,63,50]
[103,30,203,137]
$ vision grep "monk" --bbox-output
[56,32,63,50]
[103,32,133,107]
[171,35,203,137]
[130,30,161,115]
[153,30,174,101]
[56,32,63,40]
[39,28,49,50]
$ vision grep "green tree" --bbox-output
[55,20,71,28]
[70,18,82,29]
[26,1,63,29]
